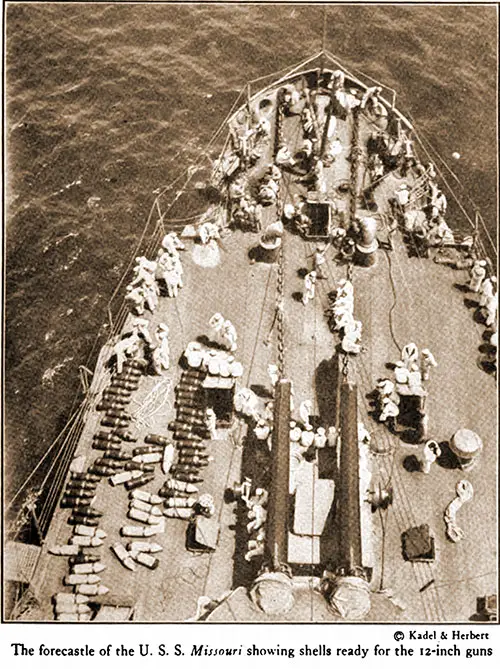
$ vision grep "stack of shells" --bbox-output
[112,490,165,571]
[51,357,148,619]
[164,368,212,519]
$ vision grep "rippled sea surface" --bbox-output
[5,3,497,509]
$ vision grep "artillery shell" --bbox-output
[130,490,162,505]
[168,421,207,436]
[64,573,101,586]
[164,479,199,493]
[171,464,202,475]
[178,456,211,467]
[93,458,124,470]
[175,393,203,403]
[128,508,162,525]
[175,400,205,410]
[100,393,130,404]
[132,453,162,464]
[131,551,159,570]
[176,439,207,449]
[73,525,107,539]
[110,543,136,571]
[113,370,141,380]
[70,536,103,547]
[120,520,165,537]
[101,417,130,428]
[124,473,155,491]
[92,441,122,452]
[96,402,125,412]
[102,388,131,398]
[109,381,138,391]
[66,480,97,492]
[56,613,92,622]
[133,445,165,455]
[71,562,106,575]
[74,584,109,597]
[158,488,191,499]
[68,516,99,527]
[105,409,132,420]
[180,369,205,380]
[174,431,202,442]
[176,406,205,416]
[71,472,100,483]
[109,470,143,486]
[177,449,209,459]
[126,541,163,554]
[54,593,90,604]
[162,444,175,476]
[89,464,119,476]
[101,450,132,461]
[144,434,170,446]
[175,416,206,428]
[174,473,203,484]
[124,461,155,472]
[71,506,103,518]
[95,430,122,441]
[130,498,163,515]
[163,496,196,508]
[55,602,92,615]
[114,429,139,442]
[163,507,193,519]
[48,544,81,556]
[69,553,101,566]
[61,497,93,509]
[63,487,96,498]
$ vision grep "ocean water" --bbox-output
[5,3,497,512]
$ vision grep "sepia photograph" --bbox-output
[3,1,498,625]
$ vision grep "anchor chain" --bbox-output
[349,107,362,227]
[275,153,286,377]
[276,246,286,377]
[341,105,362,386]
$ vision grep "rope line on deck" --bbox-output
[381,249,403,353]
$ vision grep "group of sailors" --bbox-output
[376,342,437,441]
[227,175,264,233]
[156,232,185,298]
[240,486,269,562]
[289,418,329,494]
[327,279,363,355]
[125,232,185,314]
[467,259,497,369]
[229,106,271,170]
[184,342,243,378]
[208,312,238,352]
[388,158,476,259]
[366,112,416,181]
[469,260,497,329]
[258,164,282,206]
[113,317,171,376]
[234,387,273,434]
